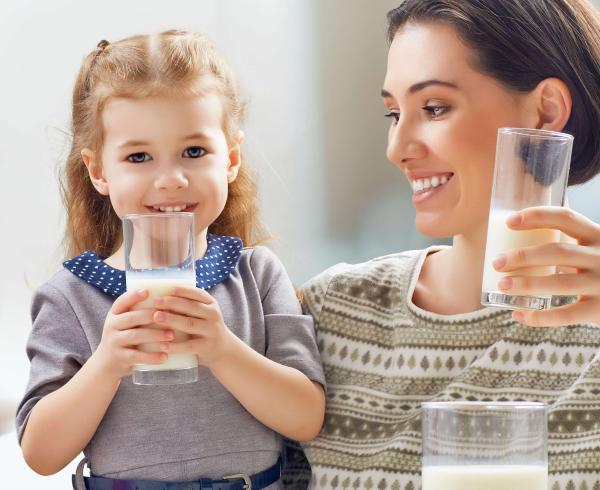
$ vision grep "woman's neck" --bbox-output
[412,225,489,315]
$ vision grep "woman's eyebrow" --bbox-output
[381,79,459,99]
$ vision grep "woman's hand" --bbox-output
[492,206,600,326]
[152,287,236,367]
[92,289,172,380]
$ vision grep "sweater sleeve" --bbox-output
[15,282,92,444]
[249,246,325,388]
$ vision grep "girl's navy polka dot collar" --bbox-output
[63,234,243,298]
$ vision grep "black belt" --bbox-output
[72,456,282,490]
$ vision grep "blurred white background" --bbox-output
[1,0,600,486]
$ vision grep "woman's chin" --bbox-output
[414,217,455,239]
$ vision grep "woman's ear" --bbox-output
[81,148,109,195]
[227,130,244,183]
[531,78,572,132]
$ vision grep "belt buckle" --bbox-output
[222,473,252,490]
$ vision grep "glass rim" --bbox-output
[422,401,546,411]
[123,212,195,221]
[498,127,574,141]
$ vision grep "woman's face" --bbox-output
[382,22,538,238]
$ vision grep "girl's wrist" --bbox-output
[206,330,247,374]
[87,350,124,385]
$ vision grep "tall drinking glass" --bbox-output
[124,212,198,385]
[422,401,547,490]
[481,128,573,310]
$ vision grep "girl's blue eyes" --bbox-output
[126,146,206,163]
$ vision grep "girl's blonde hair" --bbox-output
[61,29,267,259]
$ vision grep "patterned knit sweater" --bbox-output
[291,247,600,490]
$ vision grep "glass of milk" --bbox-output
[481,128,573,310]
[422,401,547,490]
[123,212,198,385]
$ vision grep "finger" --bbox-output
[117,327,175,347]
[512,297,598,327]
[111,289,150,315]
[507,207,600,245]
[168,286,214,304]
[493,242,600,272]
[154,295,210,319]
[125,348,168,366]
[111,309,156,331]
[153,310,201,334]
[161,338,203,355]
[497,272,600,296]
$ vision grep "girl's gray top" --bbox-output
[16,246,325,481]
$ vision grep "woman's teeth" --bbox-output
[411,175,451,193]
[152,205,188,212]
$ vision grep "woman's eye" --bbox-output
[423,105,450,118]
[384,111,400,124]
[183,146,206,158]
[127,152,151,163]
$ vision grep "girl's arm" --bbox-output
[156,286,325,441]
[21,289,170,475]
[212,336,324,441]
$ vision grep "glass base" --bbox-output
[481,291,552,311]
[132,366,198,385]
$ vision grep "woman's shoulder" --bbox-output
[300,248,426,319]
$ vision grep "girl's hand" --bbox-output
[92,289,173,380]
[492,206,600,326]
[152,287,236,367]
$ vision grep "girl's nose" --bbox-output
[153,166,189,191]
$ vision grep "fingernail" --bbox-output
[155,312,165,322]
[507,213,523,226]
[160,342,170,351]
[165,330,174,340]
[160,353,168,362]
[492,254,507,270]
[137,289,147,296]
[155,297,164,306]
[513,311,525,323]
[498,277,512,291]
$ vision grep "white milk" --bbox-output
[422,465,548,490]
[127,275,198,372]
[482,208,559,293]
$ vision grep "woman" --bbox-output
[288,1,600,489]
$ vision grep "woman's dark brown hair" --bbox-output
[387,0,600,186]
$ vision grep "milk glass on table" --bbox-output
[481,128,573,310]
[124,212,198,385]
[421,401,548,490]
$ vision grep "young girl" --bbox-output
[291,1,600,489]
[16,30,325,489]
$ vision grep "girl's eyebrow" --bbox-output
[381,79,459,99]
[117,132,212,149]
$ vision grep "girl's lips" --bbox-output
[144,203,198,213]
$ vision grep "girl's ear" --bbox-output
[81,148,109,195]
[227,130,244,184]
[531,77,572,132]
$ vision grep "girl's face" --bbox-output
[382,22,538,239]
[84,93,241,237]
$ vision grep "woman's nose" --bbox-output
[386,120,427,166]
[153,165,188,190]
